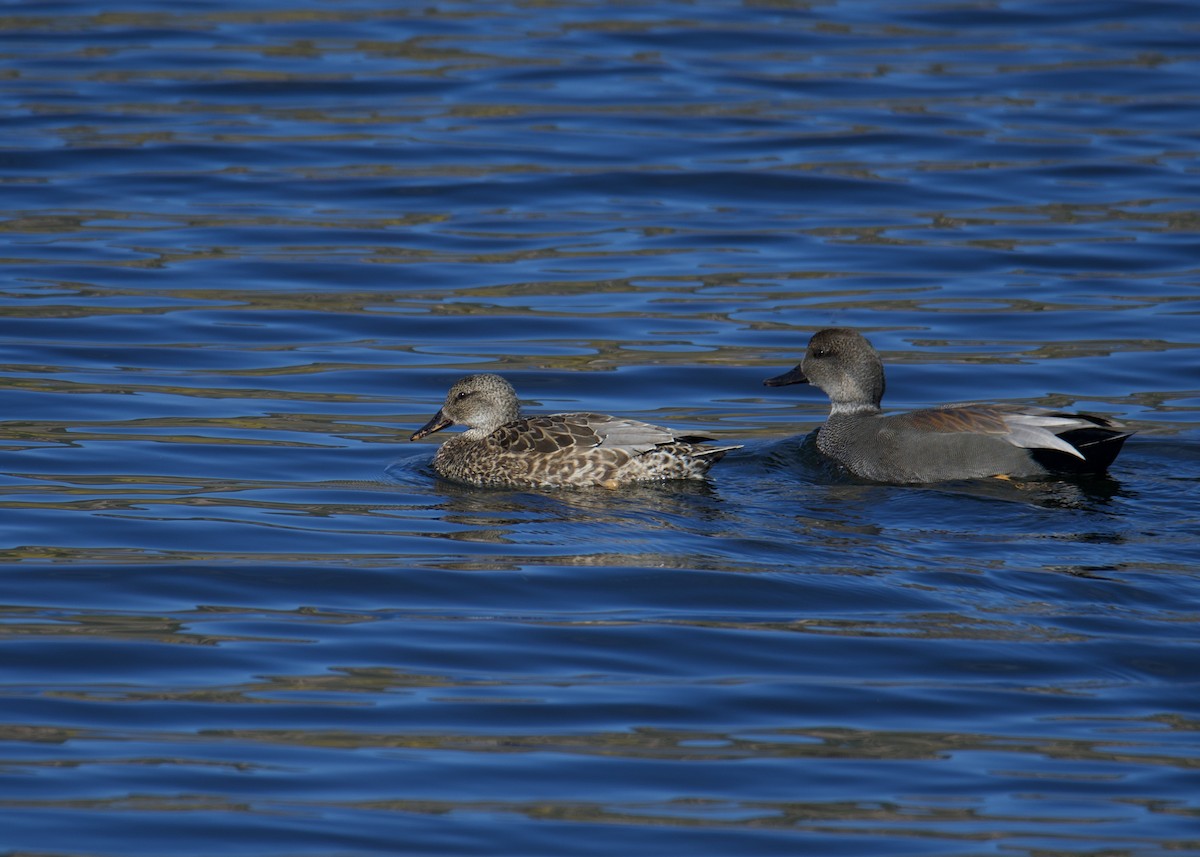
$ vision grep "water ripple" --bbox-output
[4,1,1200,855]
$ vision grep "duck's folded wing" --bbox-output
[904,406,1088,459]
[582,414,688,452]
[490,413,681,454]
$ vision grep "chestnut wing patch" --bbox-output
[902,407,1011,435]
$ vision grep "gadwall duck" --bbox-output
[764,328,1131,483]
[411,373,741,488]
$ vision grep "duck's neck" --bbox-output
[826,365,884,417]
[829,400,882,417]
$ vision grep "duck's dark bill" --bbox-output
[763,365,808,387]
[411,410,453,441]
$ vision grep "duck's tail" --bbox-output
[1032,414,1132,473]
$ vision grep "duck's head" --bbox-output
[763,328,885,412]
[411,373,522,440]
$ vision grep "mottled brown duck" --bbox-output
[411,373,741,489]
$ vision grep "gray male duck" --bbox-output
[764,328,1131,483]
[412,373,741,489]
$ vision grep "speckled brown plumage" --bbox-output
[411,374,741,489]
[764,327,1132,483]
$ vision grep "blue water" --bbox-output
[3,1,1199,855]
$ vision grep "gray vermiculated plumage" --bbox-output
[763,328,1131,483]
[410,373,741,488]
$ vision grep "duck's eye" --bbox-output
[455,390,472,401]
[811,347,831,359]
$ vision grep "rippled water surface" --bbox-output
[3,1,1200,854]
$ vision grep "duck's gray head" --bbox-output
[763,328,886,412]
[411,373,522,441]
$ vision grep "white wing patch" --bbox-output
[1000,412,1087,459]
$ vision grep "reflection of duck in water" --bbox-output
[411,373,741,489]
[764,328,1132,484]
